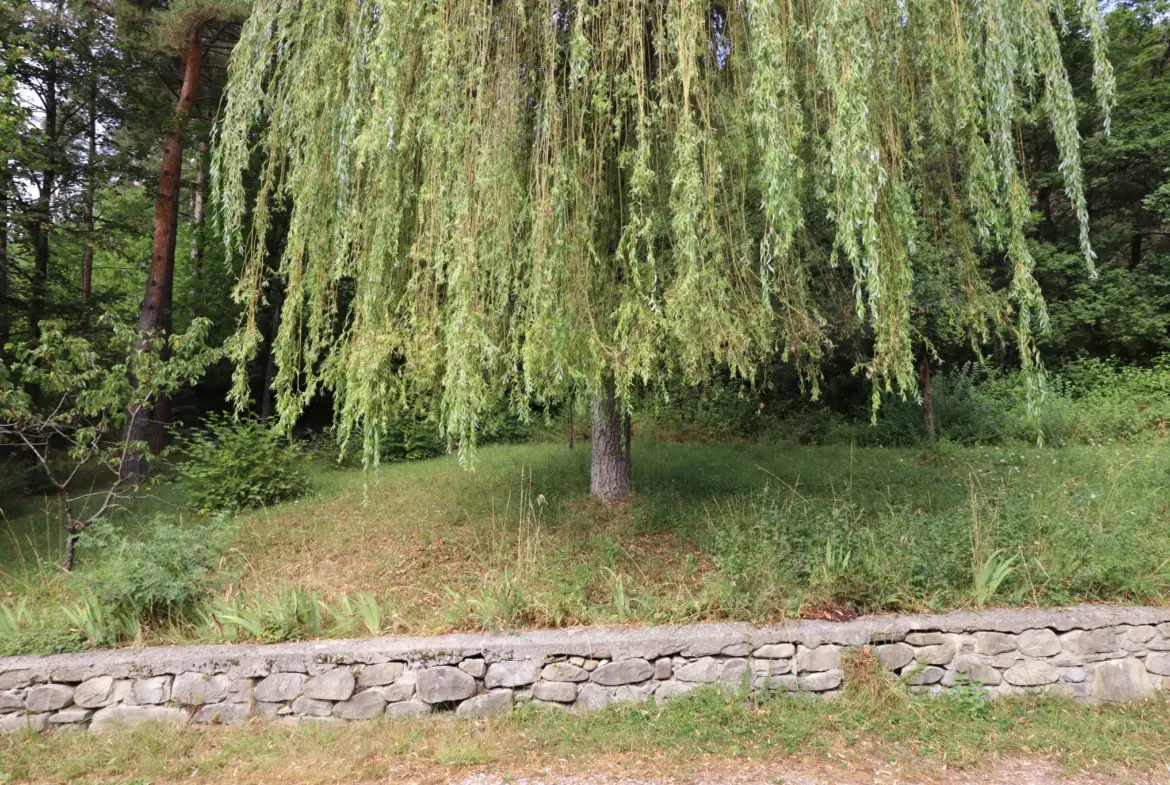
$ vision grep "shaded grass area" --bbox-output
[3,676,1169,784]
[225,439,1170,630]
[2,438,1169,646]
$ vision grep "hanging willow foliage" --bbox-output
[214,0,1113,463]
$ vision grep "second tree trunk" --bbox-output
[121,28,203,482]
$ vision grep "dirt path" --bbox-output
[447,759,1169,785]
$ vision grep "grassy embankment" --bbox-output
[2,436,1168,648]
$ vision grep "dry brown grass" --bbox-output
[224,448,724,634]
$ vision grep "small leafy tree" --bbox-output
[0,318,217,570]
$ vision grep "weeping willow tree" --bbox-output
[214,0,1112,501]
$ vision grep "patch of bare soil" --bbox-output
[442,758,1167,785]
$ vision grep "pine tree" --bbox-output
[215,0,1114,500]
[120,0,247,480]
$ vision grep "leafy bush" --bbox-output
[197,586,332,643]
[326,402,539,468]
[175,415,309,511]
[853,365,1010,446]
[0,623,85,657]
[72,516,232,619]
[639,379,763,441]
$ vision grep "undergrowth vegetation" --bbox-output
[1,363,1168,654]
[653,356,1170,447]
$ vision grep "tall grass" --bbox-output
[707,443,1170,613]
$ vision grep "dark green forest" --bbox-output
[1,0,1169,655]
[2,0,1168,441]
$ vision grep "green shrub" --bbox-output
[0,599,86,656]
[638,379,764,441]
[72,516,232,619]
[856,365,1010,446]
[379,412,446,462]
[175,415,309,511]
[325,402,540,468]
[0,623,85,657]
[788,356,1170,448]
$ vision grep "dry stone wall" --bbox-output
[2,605,1169,734]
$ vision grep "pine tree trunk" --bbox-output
[80,69,97,326]
[0,166,9,352]
[122,27,203,482]
[28,39,57,349]
[590,385,630,502]
[920,349,936,441]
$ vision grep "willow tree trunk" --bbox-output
[920,349,936,441]
[590,385,630,502]
[121,28,203,482]
[259,282,284,425]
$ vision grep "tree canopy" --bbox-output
[215,0,1115,463]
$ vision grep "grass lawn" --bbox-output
[3,668,1170,784]
[3,436,1168,647]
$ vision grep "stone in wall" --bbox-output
[192,703,252,725]
[591,659,653,686]
[90,706,187,732]
[385,700,430,718]
[417,666,476,703]
[255,673,305,703]
[304,668,355,701]
[357,663,403,687]
[796,645,840,673]
[130,676,172,705]
[333,690,387,720]
[456,690,513,718]
[1017,629,1062,657]
[485,661,541,689]
[1090,659,1155,702]
[874,643,913,670]
[173,673,230,706]
[25,685,73,712]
